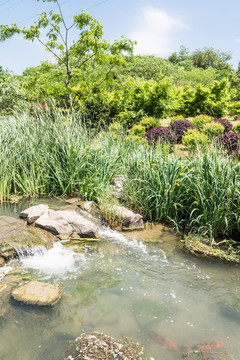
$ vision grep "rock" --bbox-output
[111,175,125,200]
[0,256,5,266]
[64,331,144,360]
[11,281,62,306]
[57,210,99,238]
[36,209,99,238]
[19,204,49,225]
[78,200,101,218]
[0,243,14,260]
[0,216,56,261]
[65,197,82,205]
[112,204,144,229]
[0,283,9,296]
[36,209,74,236]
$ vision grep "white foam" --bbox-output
[99,227,148,254]
[0,265,13,281]
[20,242,82,276]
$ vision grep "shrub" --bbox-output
[170,115,185,123]
[169,120,195,143]
[214,118,233,133]
[128,124,146,136]
[203,122,224,139]
[182,129,208,151]
[232,123,240,133]
[139,116,160,131]
[190,114,212,131]
[228,101,240,117]
[217,132,239,155]
[145,126,176,145]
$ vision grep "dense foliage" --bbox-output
[144,127,175,145]
[169,120,196,143]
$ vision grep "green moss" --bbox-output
[183,235,240,263]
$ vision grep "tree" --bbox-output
[191,47,232,71]
[0,0,134,115]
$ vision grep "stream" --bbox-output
[0,200,239,360]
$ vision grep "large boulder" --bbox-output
[11,281,62,306]
[0,216,56,265]
[35,209,99,238]
[19,204,49,225]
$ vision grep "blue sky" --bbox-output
[1,0,240,74]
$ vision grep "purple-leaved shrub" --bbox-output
[214,119,233,134]
[217,132,239,155]
[145,127,176,145]
[169,120,195,144]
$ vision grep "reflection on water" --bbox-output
[0,204,240,360]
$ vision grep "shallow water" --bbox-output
[0,203,240,360]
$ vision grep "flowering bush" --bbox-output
[214,119,233,133]
[217,132,239,155]
[145,126,176,145]
[169,120,196,143]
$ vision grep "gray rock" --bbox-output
[112,204,143,229]
[35,209,99,238]
[35,210,74,236]
[11,281,62,306]
[19,204,49,225]
[57,210,99,238]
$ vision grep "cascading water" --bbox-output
[0,201,240,360]
[18,242,85,278]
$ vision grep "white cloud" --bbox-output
[130,7,189,57]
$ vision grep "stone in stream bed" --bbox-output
[0,216,56,263]
[19,204,49,225]
[64,331,144,360]
[35,208,99,238]
[11,281,62,306]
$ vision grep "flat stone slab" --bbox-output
[11,281,62,306]
[19,204,49,225]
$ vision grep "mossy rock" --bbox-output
[183,235,240,263]
[0,216,56,261]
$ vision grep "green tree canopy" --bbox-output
[0,0,134,114]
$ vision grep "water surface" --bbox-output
[0,202,239,360]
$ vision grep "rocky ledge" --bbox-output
[0,216,56,266]
[11,280,62,306]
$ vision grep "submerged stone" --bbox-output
[64,331,144,360]
[0,256,5,267]
[11,280,62,306]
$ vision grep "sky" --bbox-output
[1,0,240,74]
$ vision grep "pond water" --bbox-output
[0,201,240,360]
